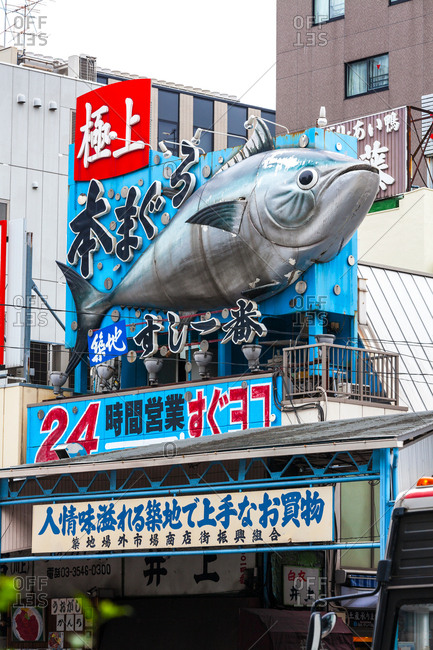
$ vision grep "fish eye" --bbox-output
[297,168,318,190]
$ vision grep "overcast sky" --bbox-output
[7,0,276,109]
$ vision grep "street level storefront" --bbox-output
[1,411,433,649]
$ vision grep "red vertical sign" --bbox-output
[74,78,152,181]
[0,221,7,365]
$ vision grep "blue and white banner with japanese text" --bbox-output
[27,375,280,463]
[88,320,128,366]
[32,487,334,554]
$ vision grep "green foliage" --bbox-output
[97,599,132,622]
[0,576,18,611]
[67,593,132,649]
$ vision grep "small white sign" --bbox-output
[283,566,322,607]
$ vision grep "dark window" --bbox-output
[227,105,247,148]
[70,110,76,144]
[314,0,345,24]
[193,97,214,152]
[30,342,49,385]
[346,54,389,98]
[158,89,179,156]
[261,110,276,137]
[0,202,8,221]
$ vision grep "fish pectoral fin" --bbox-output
[241,281,282,300]
[186,200,246,234]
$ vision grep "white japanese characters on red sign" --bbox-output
[74,79,151,181]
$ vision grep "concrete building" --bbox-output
[276,0,432,132]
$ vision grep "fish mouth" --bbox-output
[318,162,379,197]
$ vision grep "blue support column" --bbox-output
[392,448,399,502]
[218,341,231,377]
[379,447,394,557]
[74,361,88,395]
[307,311,323,346]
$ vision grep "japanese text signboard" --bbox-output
[74,79,151,181]
[26,375,280,463]
[88,320,128,365]
[329,107,406,199]
[32,487,333,554]
[11,555,254,597]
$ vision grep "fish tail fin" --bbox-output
[57,262,111,377]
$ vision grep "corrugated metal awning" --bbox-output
[2,410,433,479]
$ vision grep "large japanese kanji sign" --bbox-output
[26,375,280,463]
[74,79,151,181]
[329,107,406,200]
[31,487,334,554]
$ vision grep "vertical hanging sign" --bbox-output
[0,221,7,365]
[74,78,152,181]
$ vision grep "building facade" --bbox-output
[2,27,433,649]
[276,0,432,132]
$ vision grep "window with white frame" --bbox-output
[314,0,345,24]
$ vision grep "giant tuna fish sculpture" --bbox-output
[59,119,379,376]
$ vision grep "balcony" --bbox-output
[282,343,400,406]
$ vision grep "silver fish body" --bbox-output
[107,148,379,310]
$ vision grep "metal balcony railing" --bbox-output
[369,73,389,90]
[282,343,400,405]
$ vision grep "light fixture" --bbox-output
[192,127,247,146]
[158,141,173,159]
[96,363,115,391]
[191,128,202,144]
[193,350,213,378]
[86,587,98,598]
[314,333,335,345]
[318,106,328,128]
[159,139,204,158]
[49,371,67,396]
[242,344,262,372]
[144,357,163,385]
[244,115,257,130]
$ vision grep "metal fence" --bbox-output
[282,343,399,405]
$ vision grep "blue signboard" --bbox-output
[88,320,128,366]
[27,375,281,464]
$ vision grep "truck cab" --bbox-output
[307,477,433,650]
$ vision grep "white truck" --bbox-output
[307,476,433,650]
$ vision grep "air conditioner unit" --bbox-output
[337,382,371,399]
[79,55,97,82]
[68,55,97,82]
